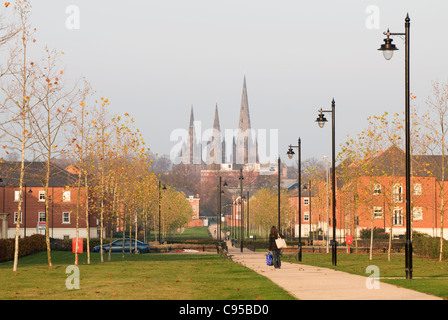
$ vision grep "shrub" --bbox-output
[0,234,46,262]
[360,227,389,240]
[413,232,448,260]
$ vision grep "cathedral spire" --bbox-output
[207,101,222,165]
[213,101,220,131]
[181,104,201,165]
[238,75,251,132]
[236,75,257,165]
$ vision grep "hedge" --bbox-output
[0,234,46,263]
[412,233,448,260]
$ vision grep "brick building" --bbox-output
[337,145,448,240]
[177,188,202,227]
[0,162,97,240]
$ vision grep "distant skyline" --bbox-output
[6,1,448,165]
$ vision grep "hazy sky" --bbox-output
[11,0,448,165]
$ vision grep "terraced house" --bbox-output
[0,162,97,240]
[337,145,448,240]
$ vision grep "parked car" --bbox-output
[93,239,150,254]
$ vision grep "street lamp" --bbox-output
[246,191,250,239]
[287,139,302,261]
[158,180,167,244]
[24,184,33,237]
[303,181,312,244]
[277,156,281,234]
[378,13,412,279]
[315,98,337,266]
[217,177,227,242]
[239,168,244,252]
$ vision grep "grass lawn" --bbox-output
[0,251,295,300]
[148,226,212,241]
[284,252,448,299]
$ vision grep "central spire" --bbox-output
[235,75,257,165]
[238,75,251,132]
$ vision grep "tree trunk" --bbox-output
[45,155,52,268]
[85,175,90,264]
[369,212,374,261]
[12,116,26,272]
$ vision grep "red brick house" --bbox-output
[336,145,448,240]
[0,162,97,240]
[175,188,202,227]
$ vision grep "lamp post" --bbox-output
[239,168,244,252]
[158,180,167,244]
[277,156,281,233]
[217,177,227,242]
[323,156,330,253]
[377,13,412,279]
[315,98,337,266]
[287,138,302,261]
[303,181,312,244]
[246,190,250,238]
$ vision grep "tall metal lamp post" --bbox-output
[277,156,281,233]
[287,139,302,261]
[217,177,228,242]
[239,168,244,252]
[315,98,337,266]
[303,181,312,244]
[158,180,167,244]
[377,13,412,279]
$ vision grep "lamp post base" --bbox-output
[297,244,302,262]
[332,244,337,266]
[405,240,413,279]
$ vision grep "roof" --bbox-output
[337,145,448,182]
[0,161,77,187]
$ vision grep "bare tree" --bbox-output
[425,81,448,261]
[0,1,38,272]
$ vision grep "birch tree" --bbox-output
[425,81,448,261]
[29,47,83,268]
[66,79,93,264]
[0,1,38,271]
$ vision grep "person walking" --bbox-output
[269,226,282,269]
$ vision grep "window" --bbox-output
[373,207,383,219]
[62,212,70,224]
[39,191,45,202]
[38,212,46,222]
[373,184,381,195]
[14,212,22,224]
[304,212,309,222]
[63,191,71,202]
[303,226,310,237]
[413,207,423,221]
[413,183,422,195]
[14,190,21,202]
[304,198,309,205]
[393,184,403,203]
[192,205,197,212]
[393,208,403,226]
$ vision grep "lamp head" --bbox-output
[287,145,295,159]
[378,32,398,60]
[316,109,328,128]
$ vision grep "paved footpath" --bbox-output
[226,242,442,300]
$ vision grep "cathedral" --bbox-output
[180,76,260,172]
